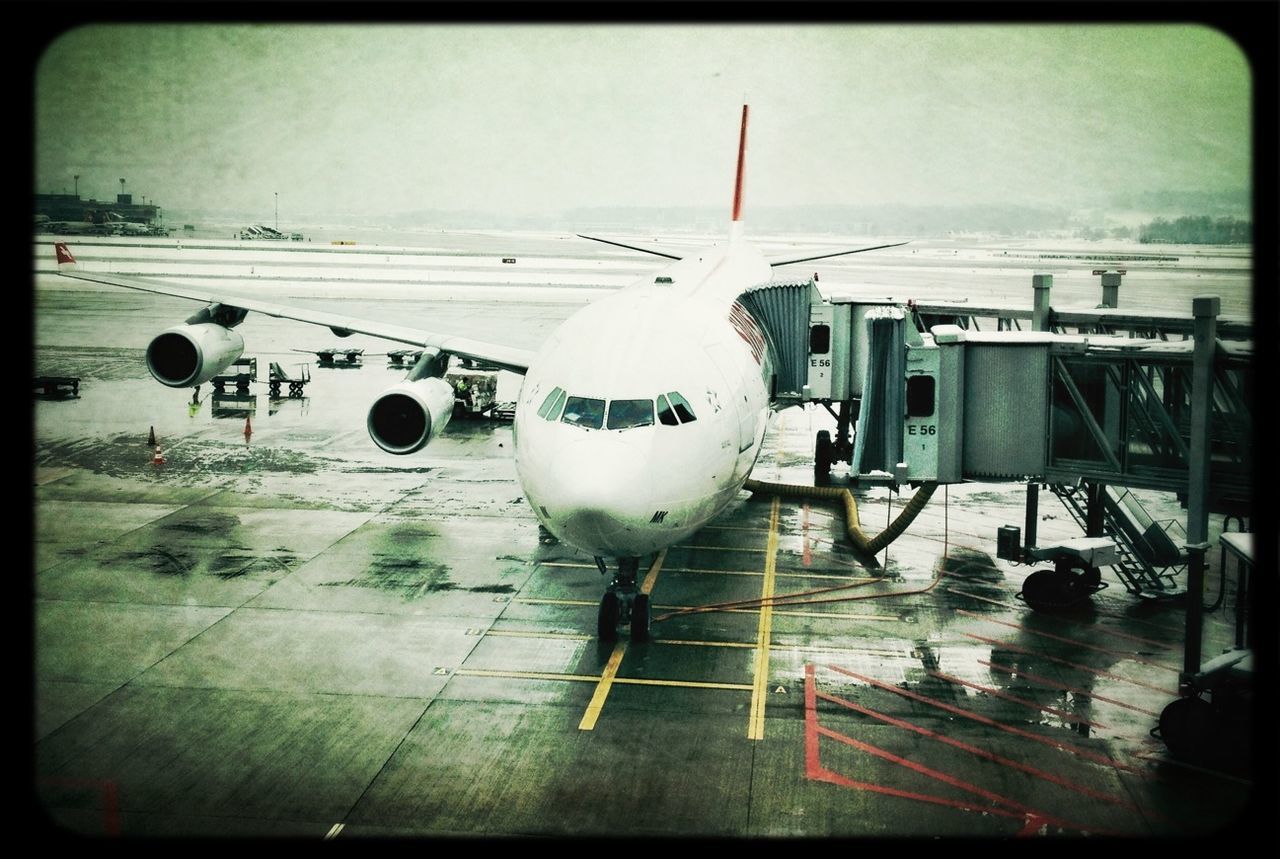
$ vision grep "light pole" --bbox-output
[73,174,79,198]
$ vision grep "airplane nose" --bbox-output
[546,436,649,550]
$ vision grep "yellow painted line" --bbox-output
[456,668,602,683]
[640,549,667,595]
[657,639,758,649]
[616,678,752,691]
[514,597,597,607]
[748,496,781,741]
[770,608,900,621]
[483,629,592,642]
[674,545,768,553]
[455,667,752,692]
[579,643,627,731]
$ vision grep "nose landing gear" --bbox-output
[595,556,651,642]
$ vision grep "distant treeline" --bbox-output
[1138,215,1251,244]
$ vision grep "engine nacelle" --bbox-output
[145,323,245,388]
[367,377,456,455]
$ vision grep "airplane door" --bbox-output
[705,342,753,454]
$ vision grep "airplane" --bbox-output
[51,105,907,641]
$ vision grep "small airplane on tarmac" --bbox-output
[52,106,906,641]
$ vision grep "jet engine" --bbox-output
[145,323,245,388]
[367,376,456,454]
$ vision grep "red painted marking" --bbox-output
[731,104,748,221]
[957,609,1181,672]
[808,665,1131,834]
[804,663,821,779]
[815,762,1026,821]
[926,670,1107,729]
[945,586,1020,610]
[37,777,121,836]
[819,725,1046,819]
[814,688,1145,811]
[980,660,1162,719]
[827,665,1144,774]
[1073,622,1179,651]
[963,632,1175,696]
[802,503,812,567]
[103,780,120,837]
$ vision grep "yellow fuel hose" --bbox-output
[743,478,938,555]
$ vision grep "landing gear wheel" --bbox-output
[815,430,833,485]
[598,591,620,642]
[1157,696,1214,764]
[269,382,281,396]
[289,382,302,396]
[631,593,651,642]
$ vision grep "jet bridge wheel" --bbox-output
[1156,696,1215,765]
[1019,568,1095,612]
[631,593,651,642]
[598,591,620,642]
[814,430,833,485]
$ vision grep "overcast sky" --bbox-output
[34,23,1251,219]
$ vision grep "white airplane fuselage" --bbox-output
[514,229,775,558]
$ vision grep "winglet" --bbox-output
[54,242,77,269]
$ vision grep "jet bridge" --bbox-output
[743,277,1250,506]
[745,276,1251,608]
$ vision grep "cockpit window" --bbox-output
[537,387,563,419]
[656,394,679,426]
[561,396,605,429]
[547,389,567,420]
[606,399,654,430]
[667,391,697,423]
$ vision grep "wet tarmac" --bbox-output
[32,234,1263,838]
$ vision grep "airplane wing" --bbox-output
[54,248,537,374]
[576,233,683,261]
[767,241,909,267]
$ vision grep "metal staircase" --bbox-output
[1048,482,1184,596]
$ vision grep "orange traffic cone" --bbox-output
[152,445,165,465]
[244,416,253,439]
[148,425,156,446]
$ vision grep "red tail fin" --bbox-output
[731,104,748,222]
[54,242,76,266]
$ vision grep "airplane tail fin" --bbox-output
[54,242,77,270]
[730,104,748,243]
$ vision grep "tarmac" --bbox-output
[32,234,1264,839]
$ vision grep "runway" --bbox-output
[32,233,1259,837]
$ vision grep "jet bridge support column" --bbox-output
[1181,296,1219,687]
[1032,274,1052,332]
[1024,483,1039,550]
[1085,481,1105,538]
[1100,271,1123,309]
